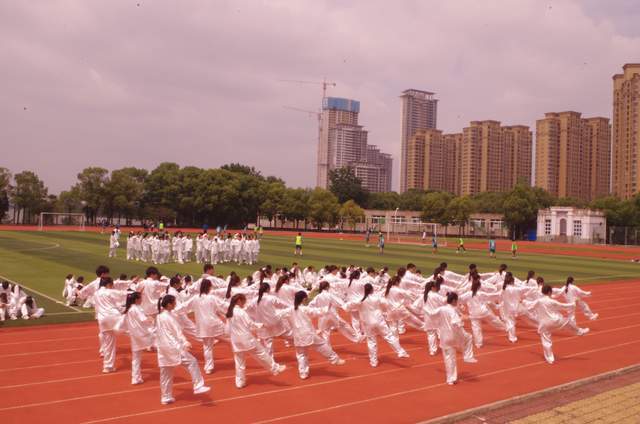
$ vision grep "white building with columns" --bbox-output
[537,207,606,244]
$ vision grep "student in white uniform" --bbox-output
[93,278,128,373]
[226,293,286,388]
[20,296,45,319]
[500,272,532,343]
[108,230,119,258]
[138,267,169,317]
[209,236,220,265]
[62,274,76,304]
[187,279,228,374]
[384,276,425,335]
[0,293,8,321]
[155,294,210,404]
[309,281,361,348]
[79,265,110,309]
[431,292,477,385]
[116,292,156,384]
[283,291,346,379]
[246,282,292,358]
[523,285,590,364]
[410,281,446,356]
[459,276,507,348]
[558,277,599,321]
[165,277,198,339]
[347,283,409,368]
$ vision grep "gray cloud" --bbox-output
[1,0,639,193]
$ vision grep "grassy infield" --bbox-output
[0,230,637,328]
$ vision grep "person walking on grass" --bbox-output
[489,237,497,258]
[378,232,385,255]
[365,228,371,247]
[511,240,518,258]
[432,235,438,254]
[294,232,303,256]
[457,237,466,253]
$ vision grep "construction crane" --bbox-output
[278,78,337,105]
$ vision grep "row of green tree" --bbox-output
[1,165,640,234]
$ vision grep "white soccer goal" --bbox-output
[38,212,86,231]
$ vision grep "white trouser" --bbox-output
[101,330,116,370]
[202,337,215,373]
[319,313,361,347]
[502,311,517,342]
[176,314,199,340]
[159,352,205,403]
[131,349,143,383]
[233,343,279,388]
[471,313,505,348]
[210,251,219,264]
[442,347,458,383]
[295,341,339,378]
[540,331,554,364]
[22,307,44,319]
[576,300,596,319]
[108,247,117,258]
[350,311,362,334]
[366,326,407,367]
[426,329,439,355]
[262,331,293,359]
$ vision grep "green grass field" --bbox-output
[0,230,637,328]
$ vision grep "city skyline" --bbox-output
[1,1,639,194]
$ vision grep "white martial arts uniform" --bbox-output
[385,286,424,335]
[94,287,127,372]
[246,293,292,358]
[523,296,588,364]
[155,310,207,404]
[227,305,284,388]
[187,293,228,374]
[115,303,155,384]
[459,291,506,348]
[559,284,598,321]
[283,305,342,379]
[347,295,408,367]
[309,289,361,347]
[108,235,118,258]
[20,299,45,319]
[138,278,169,317]
[500,285,531,342]
[431,304,476,384]
[411,290,446,355]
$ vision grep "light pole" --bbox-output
[388,207,399,241]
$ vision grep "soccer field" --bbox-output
[0,230,637,327]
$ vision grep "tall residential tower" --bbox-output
[400,89,438,192]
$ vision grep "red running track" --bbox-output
[0,280,639,424]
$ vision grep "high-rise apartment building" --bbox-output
[317,96,393,193]
[400,89,438,192]
[535,112,610,202]
[502,125,533,187]
[406,129,459,194]
[612,64,640,199]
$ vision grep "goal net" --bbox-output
[38,213,86,231]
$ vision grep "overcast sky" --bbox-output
[1,0,639,194]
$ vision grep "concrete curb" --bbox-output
[418,363,640,424]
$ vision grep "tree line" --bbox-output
[1,165,639,236]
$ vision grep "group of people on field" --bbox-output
[70,259,598,404]
[0,280,44,320]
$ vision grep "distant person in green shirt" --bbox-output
[378,232,385,255]
[489,237,496,258]
[294,232,303,256]
[457,237,466,253]
[511,240,518,258]
[159,222,164,231]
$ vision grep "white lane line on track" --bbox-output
[1,321,639,416]
[0,273,82,313]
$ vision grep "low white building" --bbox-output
[537,207,606,244]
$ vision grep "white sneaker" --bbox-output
[205,369,214,375]
[300,373,309,380]
[193,386,211,395]
[578,328,590,336]
[131,379,144,385]
[397,352,410,359]
[102,367,115,374]
[273,364,286,375]
[333,358,346,366]
[236,382,247,389]
[447,380,456,386]
[370,362,378,368]
[464,358,478,364]
[161,398,175,405]
[589,314,599,321]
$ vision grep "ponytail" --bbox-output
[199,279,212,296]
[361,283,373,302]
[226,275,240,299]
[158,294,176,313]
[471,277,481,297]
[275,275,289,293]
[565,276,574,293]
[348,270,360,287]
[502,272,514,290]
[423,281,434,301]
[318,281,330,293]
[257,283,270,304]
[525,270,535,282]
[385,276,400,297]
[294,291,308,310]
[226,293,246,318]
[124,292,140,314]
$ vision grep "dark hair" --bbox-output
[66,274,73,280]
[199,279,212,296]
[502,272,514,290]
[348,270,360,287]
[257,283,270,304]
[225,275,241,299]
[525,270,535,282]
[366,267,375,274]
[361,283,374,302]
[471,276,482,296]
[318,281,330,293]
[469,263,477,271]
[119,274,127,280]
[439,262,448,270]
[396,267,407,278]
[99,277,113,288]
[124,292,141,314]
[95,265,110,277]
[385,276,400,297]
[226,293,246,318]
[184,275,192,283]
[294,291,308,310]
[204,263,214,273]
[542,285,553,295]
[536,276,545,286]
[446,292,458,304]
[499,264,508,273]
[1,281,9,290]
[77,276,84,284]
[434,276,443,291]
[25,296,34,308]
[406,263,416,270]
[157,294,176,313]
[0,293,7,303]
[565,276,574,293]
[423,281,434,301]
[145,267,160,278]
[275,275,289,293]
[168,276,181,293]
